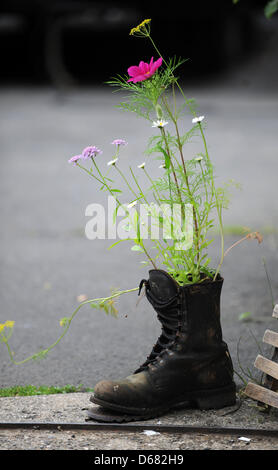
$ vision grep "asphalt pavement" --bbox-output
[0,64,278,391]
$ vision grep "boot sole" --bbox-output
[88,383,236,422]
[87,406,161,423]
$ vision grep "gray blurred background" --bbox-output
[0,0,277,390]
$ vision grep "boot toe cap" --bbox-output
[93,372,152,409]
[94,379,119,404]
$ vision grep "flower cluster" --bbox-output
[0,320,15,333]
[129,18,151,37]
[68,146,102,165]
[69,140,128,167]
[111,139,127,147]
[0,320,15,344]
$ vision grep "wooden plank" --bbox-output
[263,329,278,348]
[254,354,278,380]
[261,343,278,392]
[261,347,278,392]
[245,383,278,409]
[273,304,278,319]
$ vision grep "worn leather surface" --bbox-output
[93,270,235,410]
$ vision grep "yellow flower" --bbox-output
[129,19,151,37]
[59,317,70,327]
[4,321,15,329]
[0,324,5,333]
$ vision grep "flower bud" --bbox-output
[155,104,163,120]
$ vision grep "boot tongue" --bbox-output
[148,269,179,302]
[134,270,180,373]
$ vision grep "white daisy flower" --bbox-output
[152,120,168,128]
[192,115,204,124]
[195,156,203,162]
[137,162,146,169]
[107,158,118,166]
[127,201,137,209]
[159,164,166,169]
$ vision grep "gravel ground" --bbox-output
[1,427,278,451]
[0,392,277,450]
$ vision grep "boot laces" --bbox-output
[135,279,183,373]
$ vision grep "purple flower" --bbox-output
[81,146,102,159]
[111,139,128,146]
[68,155,82,165]
[68,145,102,165]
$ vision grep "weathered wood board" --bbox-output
[254,354,278,380]
[263,329,278,348]
[244,304,278,409]
[245,383,278,409]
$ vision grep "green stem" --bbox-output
[162,93,200,262]
[160,126,183,207]
[129,168,175,269]
[77,163,104,185]
[140,242,157,269]
[138,168,178,267]
[2,288,139,365]
[129,166,149,204]
[148,34,196,116]
[262,257,275,309]
[148,33,227,278]
[91,158,128,215]
[143,168,165,205]
[197,124,224,280]
[199,161,208,203]
[115,164,138,199]
[90,158,156,270]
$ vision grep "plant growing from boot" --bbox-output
[69,18,262,286]
[0,19,262,365]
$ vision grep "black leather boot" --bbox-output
[87,269,236,422]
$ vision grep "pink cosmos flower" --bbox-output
[127,57,163,83]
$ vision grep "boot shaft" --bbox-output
[145,269,224,352]
[180,276,224,350]
[143,270,234,395]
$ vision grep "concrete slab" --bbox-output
[0,392,277,430]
